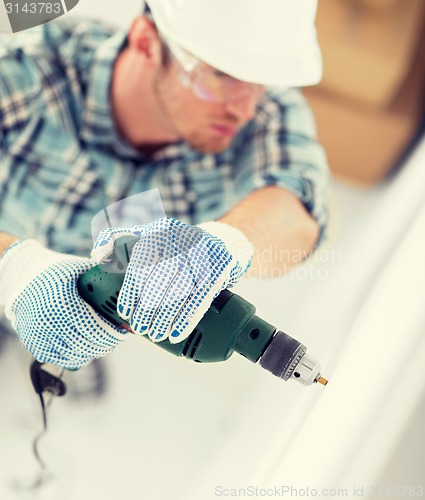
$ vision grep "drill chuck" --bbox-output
[258,331,327,386]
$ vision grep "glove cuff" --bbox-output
[0,239,75,309]
[197,221,254,274]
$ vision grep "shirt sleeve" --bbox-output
[233,88,331,245]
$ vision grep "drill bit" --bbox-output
[316,376,328,386]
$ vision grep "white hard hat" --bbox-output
[143,0,322,87]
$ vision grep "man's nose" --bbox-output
[223,91,260,123]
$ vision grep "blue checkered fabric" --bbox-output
[0,17,330,257]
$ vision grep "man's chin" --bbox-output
[186,136,234,154]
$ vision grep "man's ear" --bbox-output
[128,16,162,66]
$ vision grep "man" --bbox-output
[0,0,329,369]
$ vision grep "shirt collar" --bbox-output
[80,30,129,153]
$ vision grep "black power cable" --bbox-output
[12,360,67,491]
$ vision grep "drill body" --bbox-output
[78,237,327,386]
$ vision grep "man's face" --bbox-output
[153,55,263,154]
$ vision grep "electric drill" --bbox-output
[77,236,328,387]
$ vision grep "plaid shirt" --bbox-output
[0,18,330,256]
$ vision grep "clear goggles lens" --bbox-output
[190,70,264,103]
[162,34,264,103]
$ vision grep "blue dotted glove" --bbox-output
[0,240,128,369]
[92,217,254,344]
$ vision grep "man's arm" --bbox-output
[226,87,330,279]
[219,186,319,278]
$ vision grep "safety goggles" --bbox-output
[160,33,265,103]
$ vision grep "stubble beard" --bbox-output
[153,73,234,154]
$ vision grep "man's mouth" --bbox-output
[210,123,238,137]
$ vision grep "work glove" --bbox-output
[0,240,128,369]
[91,217,254,343]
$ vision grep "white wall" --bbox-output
[70,0,140,28]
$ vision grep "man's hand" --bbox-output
[91,217,254,344]
[0,240,128,369]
